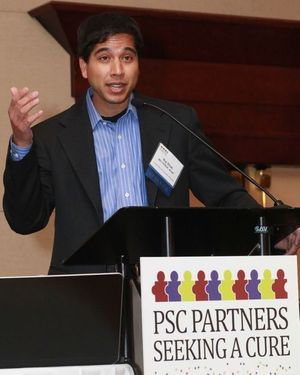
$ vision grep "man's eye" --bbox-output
[122,55,134,62]
[98,55,110,62]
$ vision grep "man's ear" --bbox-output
[79,58,88,79]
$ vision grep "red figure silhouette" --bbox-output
[152,271,168,302]
[232,270,248,300]
[192,270,208,300]
[272,269,288,299]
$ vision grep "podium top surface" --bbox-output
[65,206,300,266]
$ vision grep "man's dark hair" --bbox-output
[77,12,144,61]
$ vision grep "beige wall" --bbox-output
[1,0,300,276]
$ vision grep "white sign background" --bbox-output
[140,256,300,375]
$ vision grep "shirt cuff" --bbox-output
[10,137,32,161]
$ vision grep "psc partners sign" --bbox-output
[140,256,300,375]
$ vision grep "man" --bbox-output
[3,12,299,274]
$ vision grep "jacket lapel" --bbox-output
[55,94,172,214]
[135,94,172,206]
[57,100,102,221]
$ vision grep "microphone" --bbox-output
[132,97,284,207]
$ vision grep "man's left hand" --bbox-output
[275,227,300,255]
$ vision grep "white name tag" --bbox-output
[146,143,184,196]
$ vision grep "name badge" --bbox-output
[146,143,184,197]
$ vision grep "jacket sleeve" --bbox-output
[2,139,55,234]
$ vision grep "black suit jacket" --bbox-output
[3,92,258,273]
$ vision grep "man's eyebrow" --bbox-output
[94,47,109,54]
[123,47,137,55]
[94,47,137,55]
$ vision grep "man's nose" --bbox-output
[110,59,123,75]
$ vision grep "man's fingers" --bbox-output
[28,110,43,124]
[274,238,286,249]
[10,87,18,96]
[276,242,297,255]
[292,227,300,243]
[7,87,42,147]
[285,243,297,255]
[9,88,40,118]
[12,90,39,110]
[10,86,29,102]
[20,96,40,115]
[8,87,42,128]
[275,230,300,255]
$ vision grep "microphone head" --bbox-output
[131,97,145,108]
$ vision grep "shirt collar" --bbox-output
[85,87,138,130]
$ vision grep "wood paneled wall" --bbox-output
[29,1,300,164]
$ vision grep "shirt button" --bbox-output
[125,192,130,198]
[118,134,122,140]
[121,163,126,169]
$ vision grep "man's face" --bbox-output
[79,33,139,117]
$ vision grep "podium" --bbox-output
[64,206,300,373]
[66,206,300,266]
[1,207,299,373]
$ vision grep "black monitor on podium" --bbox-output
[0,273,123,368]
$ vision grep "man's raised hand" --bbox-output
[8,87,43,146]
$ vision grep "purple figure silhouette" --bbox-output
[206,270,221,300]
[166,271,181,301]
[246,270,261,299]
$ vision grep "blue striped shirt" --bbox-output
[10,138,31,161]
[86,88,148,222]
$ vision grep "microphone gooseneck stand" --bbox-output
[132,98,289,256]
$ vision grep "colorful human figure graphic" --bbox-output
[219,270,235,300]
[232,270,248,300]
[165,271,181,301]
[258,269,275,299]
[206,270,221,300]
[178,271,196,301]
[152,271,168,302]
[192,270,208,301]
[272,269,288,299]
[245,269,261,299]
